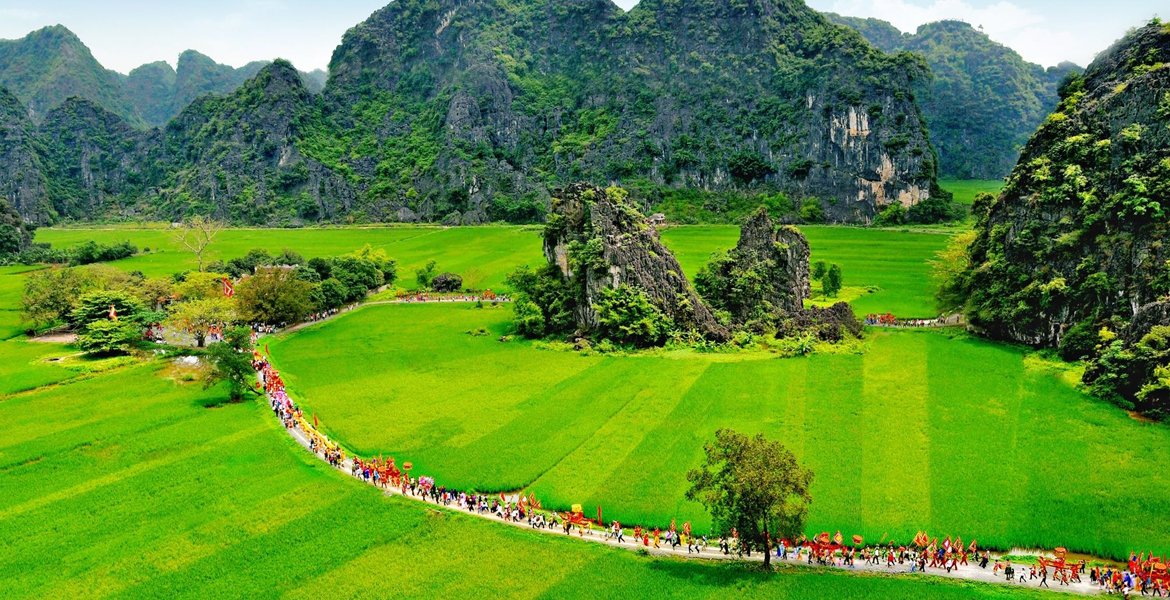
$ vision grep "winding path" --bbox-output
[261,302,1105,596]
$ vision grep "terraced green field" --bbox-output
[38,225,949,316]
[0,354,1072,600]
[268,303,1170,561]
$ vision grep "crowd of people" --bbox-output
[249,306,1163,597]
[394,291,510,303]
[864,313,949,328]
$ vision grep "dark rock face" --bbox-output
[0,87,49,223]
[543,183,729,341]
[1124,301,1170,345]
[39,98,159,220]
[733,208,811,315]
[777,302,863,342]
[964,22,1170,348]
[312,0,940,225]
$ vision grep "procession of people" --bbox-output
[251,347,1170,595]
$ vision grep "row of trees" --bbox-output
[21,245,397,353]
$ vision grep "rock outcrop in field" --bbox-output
[543,183,729,341]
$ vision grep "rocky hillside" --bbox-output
[0,25,325,129]
[0,86,49,223]
[1,1,945,225]
[826,15,1079,179]
[0,25,140,125]
[156,60,352,222]
[307,0,942,226]
[962,21,1170,349]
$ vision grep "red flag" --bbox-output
[670,518,676,532]
[222,278,234,297]
[833,531,843,545]
[313,413,318,428]
[969,539,978,552]
[683,521,691,536]
[108,304,117,320]
[264,343,270,356]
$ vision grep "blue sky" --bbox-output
[0,0,1161,73]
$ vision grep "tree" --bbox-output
[173,271,231,301]
[70,290,145,329]
[22,267,95,327]
[205,326,260,401]
[930,230,975,313]
[416,260,438,289]
[822,263,843,298]
[811,260,827,281]
[234,268,314,325]
[728,151,774,183]
[463,267,485,291]
[167,297,237,347]
[686,429,813,568]
[134,277,175,311]
[314,278,348,310]
[173,216,225,272]
[77,319,142,355]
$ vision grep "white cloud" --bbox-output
[825,0,1089,66]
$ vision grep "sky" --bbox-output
[0,0,1162,73]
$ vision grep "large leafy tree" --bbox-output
[77,319,142,355]
[234,268,314,325]
[686,429,813,568]
[70,290,145,329]
[166,297,237,347]
[204,326,260,402]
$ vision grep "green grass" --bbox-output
[662,226,950,317]
[0,357,1077,599]
[0,265,43,339]
[268,304,1170,561]
[941,179,1005,205]
[0,341,84,395]
[37,225,950,317]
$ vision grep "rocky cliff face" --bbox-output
[963,21,1170,347]
[543,183,729,340]
[733,209,811,315]
[827,15,1081,180]
[310,0,940,225]
[0,87,49,223]
[157,60,355,222]
[39,98,159,220]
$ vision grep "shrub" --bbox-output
[593,284,674,347]
[77,319,142,355]
[431,272,463,292]
[799,199,824,223]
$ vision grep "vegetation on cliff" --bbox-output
[826,15,1080,179]
[950,20,1170,418]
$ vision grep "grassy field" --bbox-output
[37,225,949,317]
[661,227,948,317]
[268,304,1170,561]
[941,180,1005,204]
[0,356,1076,600]
[0,265,43,339]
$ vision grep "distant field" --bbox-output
[942,179,1005,204]
[269,303,1170,561]
[0,265,42,339]
[37,224,949,316]
[0,360,1073,599]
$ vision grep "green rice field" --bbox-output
[0,352,1074,599]
[37,224,949,317]
[941,179,1005,205]
[268,303,1170,561]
